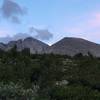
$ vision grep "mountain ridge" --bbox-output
[49,37,100,57]
[0,37,100,57]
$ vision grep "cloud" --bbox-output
[0,33,30,43]
[0,36,12,43]
[0,27,53,43]
[11,16,20,24]
[13,33,30,40]
[29,27,53,40]
[1,0,26,23]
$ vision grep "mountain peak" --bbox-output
[50,37,100,57]
[0,37,100,57]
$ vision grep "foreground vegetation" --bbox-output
[0,47,100,99]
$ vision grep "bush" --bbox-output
[0,82,36,100]
[48,85,100,100]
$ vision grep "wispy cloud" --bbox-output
[0,33,30,43]
[0,0,26,23]
[29,27,53,41]
[0,27,53,43]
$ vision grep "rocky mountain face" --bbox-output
[0,37,49,54]
[0,37,100,57]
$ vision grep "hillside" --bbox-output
[0,48,100,99]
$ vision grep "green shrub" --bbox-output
[0,82,36,100]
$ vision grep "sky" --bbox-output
[0,0,100,45]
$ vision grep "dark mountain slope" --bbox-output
[49,37,100,57]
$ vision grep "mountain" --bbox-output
[0,37,49,54]
[0,37,100,57]
[49,37,100,57]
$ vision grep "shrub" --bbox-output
[0,82,36,100]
